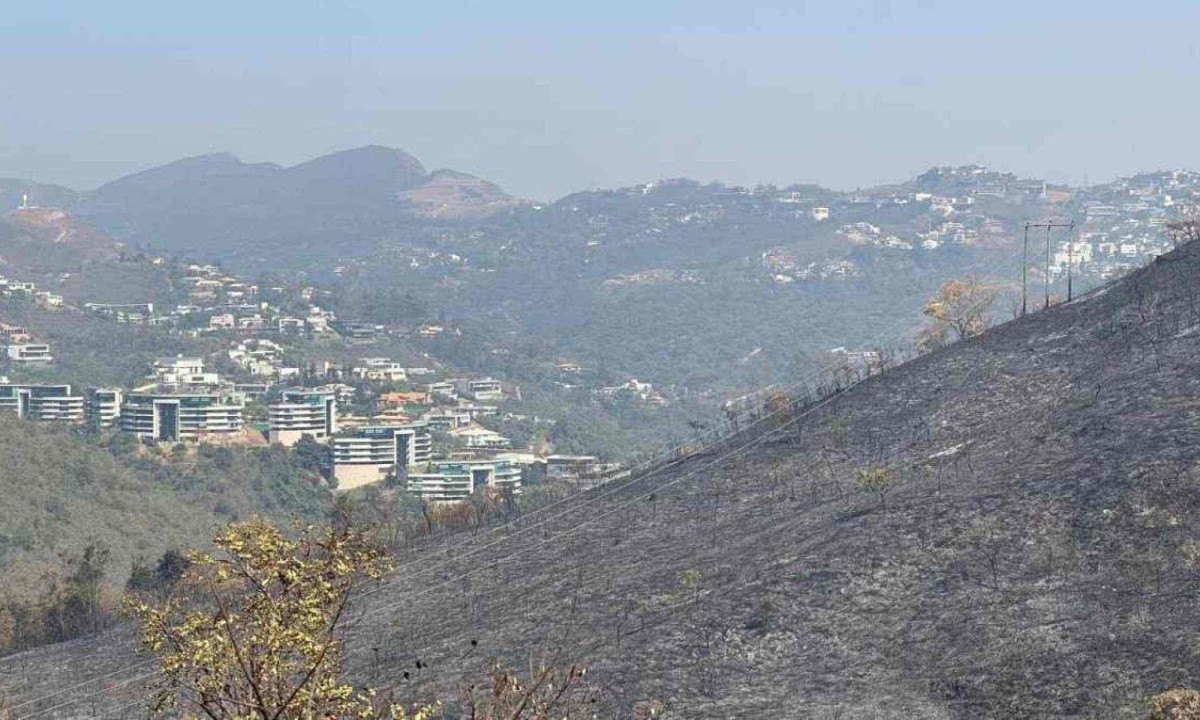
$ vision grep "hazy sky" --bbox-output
[3,1,1199,199]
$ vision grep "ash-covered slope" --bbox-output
[7,241,1200,718]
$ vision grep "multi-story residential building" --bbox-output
[461,378,503,401]
[6,343,53,364]
[166,357,203,372]
[277,317,306,334]
[87,388,124,428]
[35,292,63,308]
[4,281,36,295]
[331,321,381,340]
[237,315,265,331]
[352,358,408,383]
[456,403,499,420]
[268,388,337,447]
[330,422,433,490]
[546,455,604,480]
[422,409,471,431]
[305,311,333,335]
[448,424,511,449]
[0,383,85,422]
[406,458,522,503]
[121,390,245,442]
[153,357,213,384]
[233,382,271,400]
[426,381,458,402]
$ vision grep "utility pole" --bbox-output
[1044,223,1051,309]
[1023,221,1076,313]
[1021,224,1030,316]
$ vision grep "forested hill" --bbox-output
[2,158,1183,401]
[7,236,1200,716]
[56,145,525,258]
[0,417,328,650]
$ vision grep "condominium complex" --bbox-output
[87,388,124,429]
[406,458,522,503]
[330,421,433,490]
[121,390,246,442]
[0,383,85,422]
[267,388,337,447]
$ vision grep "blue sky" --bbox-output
[2,1,1199,198]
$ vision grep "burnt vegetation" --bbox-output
[5,239,1200,717]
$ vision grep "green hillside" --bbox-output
[0,417,329,651]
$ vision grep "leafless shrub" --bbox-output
[1149,688,1200,719]
[462,660,597,719]
[853,466,898,510]
[1165,218,1200,250]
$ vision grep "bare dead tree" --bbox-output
[462,659,597,720]
[1165,218,1200,250]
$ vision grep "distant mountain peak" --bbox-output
[150,151,278,173]
[283,145,428,195]
[399,168,524,219]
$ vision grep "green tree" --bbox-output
[42,543,111,643]
[293,435,329,475]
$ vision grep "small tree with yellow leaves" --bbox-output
[126,517,438,720]
[917,275,998,352]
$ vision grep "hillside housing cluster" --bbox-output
[0,352,614,502]
[763,167,1197,285]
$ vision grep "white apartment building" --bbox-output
[426,381,458,401]
[0,383,84,422]
[153,357,221,387]
[352,358,408,383]
[6,343,53,364]
[88,388,124,429]
[121,390,245,442]
[406,458,522,503]
[449,424,511,449]
[330,422,433,490]
[268,388,337,447]
[422,408,472,431]
[462,378,503,401]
